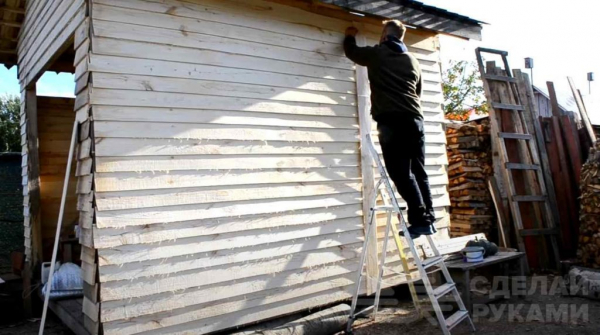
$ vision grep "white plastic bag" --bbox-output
[42,262,83,299]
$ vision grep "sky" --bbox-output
[0,0,597,122]
[427,0,599,123]
[0,66,74,98]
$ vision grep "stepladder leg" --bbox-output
[373,211,393,319]
[346,207,379,333]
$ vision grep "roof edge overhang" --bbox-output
[320,0,484,41]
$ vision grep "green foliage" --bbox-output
[0,95,21,153]
[442,60,488,118]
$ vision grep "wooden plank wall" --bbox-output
[71,13,101,335]
[17,0,87,87]
[37,97,78,258]
[18,0,88,265]
[85,0,449,333]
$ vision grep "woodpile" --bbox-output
[578,140,600,268]
[446,119,494,237]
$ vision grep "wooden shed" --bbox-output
[5,0,482,334]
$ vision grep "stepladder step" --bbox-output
[512,195,546,202]
[422,256,444,269]
[498,132,533,140]
[432,283,456,299]
[446,310,469,330]
[505,162,539,170]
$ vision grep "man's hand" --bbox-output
[345,26,359,37]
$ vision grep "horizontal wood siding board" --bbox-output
[93,138,359,159]
[94,0,346,44]
[93,203,362,248]
[94,167,361,192]
[100,245,361,301]
[103,281,357,335]
[93,121,359,142]
[90,40,356,90]
[101,268,357,323]
[102,276,356,333]
[91,73,357,106]
[98,227,361,276]
[95,181,361,211]
[90,89,357,117]
[92,3,344,56]
[95,154,360,173]
[98,233,363,287]
[91,19,353,70]
[96,216,362,262]
[94,0,437,61]
[93,154,444,173]
[95,191,363,228]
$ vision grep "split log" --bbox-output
[579,141,600,268]
[446,119,495,238]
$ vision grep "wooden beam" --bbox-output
[0,20,22,28]
[568,77,597,143]
[515,71,561,249]
[0,49,16,54]
[546,81,562,118]
[0,36,18,42]
[1,7,26,14]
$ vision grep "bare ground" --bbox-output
[351,276,599,335]
[0,315,72,335]
[1,277,597,335]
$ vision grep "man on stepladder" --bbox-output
[344,20,435,238]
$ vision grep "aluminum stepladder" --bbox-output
[346,134,475,335]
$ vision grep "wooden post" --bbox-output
[22,85,41,317]
[354,30,378,294]
[546,82,563,118]
[568,77,597,143]
[516,73,561,248]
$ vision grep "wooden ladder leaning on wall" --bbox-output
[475,48,560,272]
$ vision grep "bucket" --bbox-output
[461,246,485,263]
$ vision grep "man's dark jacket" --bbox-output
[344,35,423,121]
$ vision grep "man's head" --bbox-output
[380,20,406,43]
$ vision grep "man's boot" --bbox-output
[399,206,435,239]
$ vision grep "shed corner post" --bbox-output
[21,83,41,317]
[354,29,378,295]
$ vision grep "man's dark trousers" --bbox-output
[376,114,433,227]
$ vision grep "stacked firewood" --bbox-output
[578,140,600,268]
[446,119,494,237]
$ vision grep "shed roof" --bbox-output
[1,0,484,69]
[321,0,484,40]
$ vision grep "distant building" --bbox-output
[532,85,571,117]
